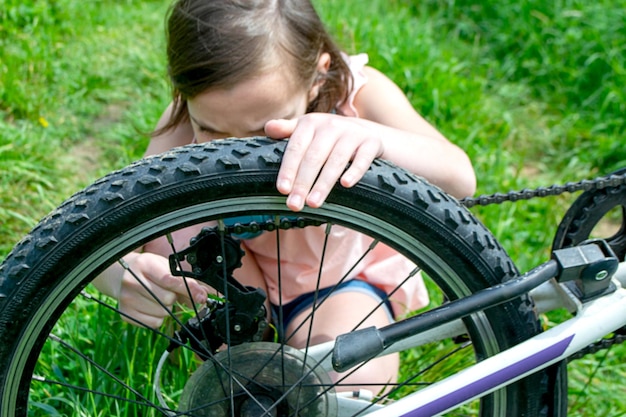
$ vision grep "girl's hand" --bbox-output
[116,252,208,328]
[265,114,384,211]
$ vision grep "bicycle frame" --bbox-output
[363,263,626,416]
[306,243,626,416]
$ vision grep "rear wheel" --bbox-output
[0,138,556,416]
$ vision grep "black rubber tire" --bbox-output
[0,138,558,416]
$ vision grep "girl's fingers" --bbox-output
[155,272,207,304]
[265,118,301,195]
[118,252,208,327]
[264,118,297,139]
[340,139,382,188]
[269,121,313,196]
[304,138,357,207]
[285,134,339,210]
[266,114,383,211]
[121,309,166,329]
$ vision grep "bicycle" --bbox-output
[0,137,624,416]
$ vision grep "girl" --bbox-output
[94,0,476,393]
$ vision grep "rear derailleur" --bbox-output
[168,227,268,358]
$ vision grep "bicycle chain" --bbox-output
[568,330,626,361]
[217,173,626,360]
[220,216,324,236]
[459,172,626,208]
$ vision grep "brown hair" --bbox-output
[159,0,353,134]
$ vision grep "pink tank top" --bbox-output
[336,53,369,118]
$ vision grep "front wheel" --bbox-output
[0,138,558,416]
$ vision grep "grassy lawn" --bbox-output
[1,0,625,415]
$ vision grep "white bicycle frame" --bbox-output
[307,262,626,416]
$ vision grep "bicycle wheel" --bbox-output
[0,138,557,416]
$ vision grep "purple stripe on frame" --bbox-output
[401,334,574,417]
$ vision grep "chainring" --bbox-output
[552,168,626,260]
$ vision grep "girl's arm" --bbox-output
[347,66,476,198]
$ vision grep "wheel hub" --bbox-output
[178,342,337,416]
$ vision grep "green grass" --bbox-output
[0,0,169,254]
[1,0,625,415]
[31,291,196,417]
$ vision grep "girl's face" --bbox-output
[187,53,330,141]
[187,68,310,141]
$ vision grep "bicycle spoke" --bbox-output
[31,376,167,410]
[31,221,478,417]
[45,334,168,413]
